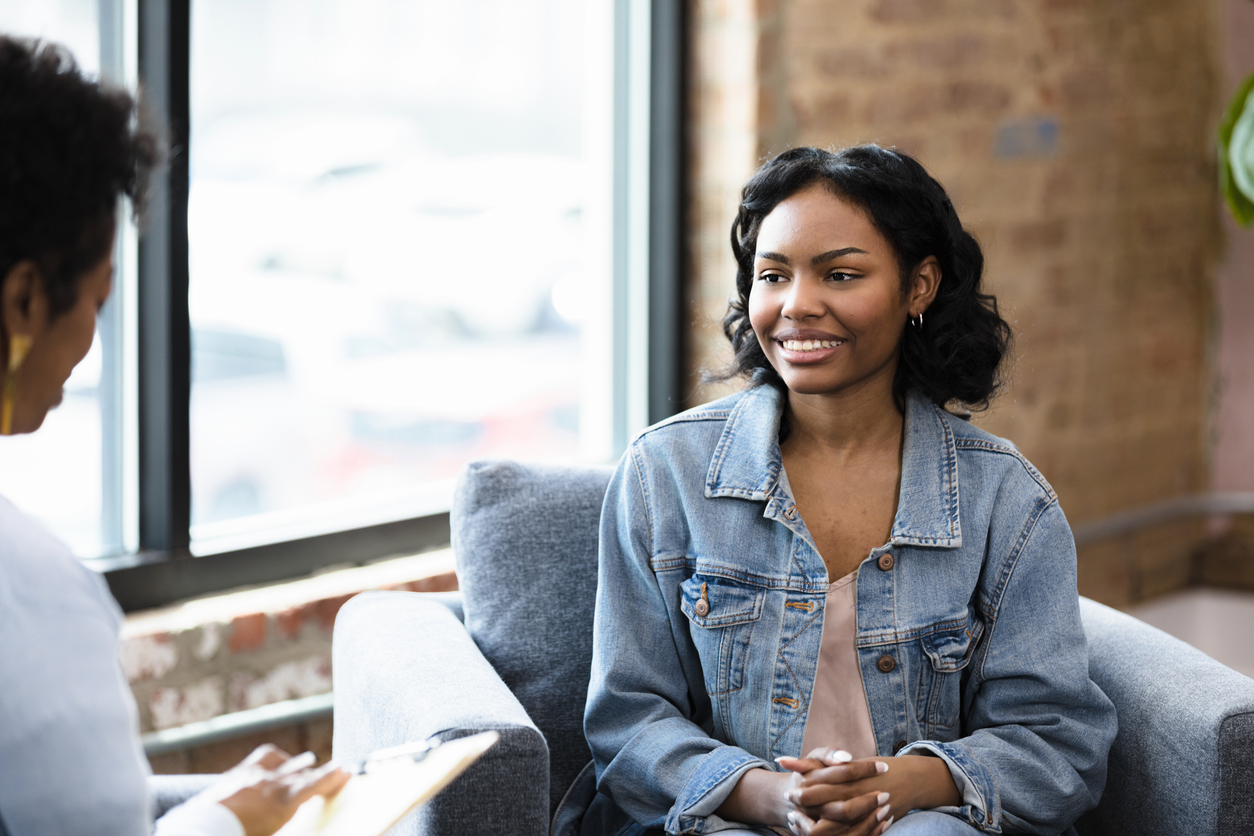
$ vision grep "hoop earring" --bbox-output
[2,334,33,435]
[912,312,924,329]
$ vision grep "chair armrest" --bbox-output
[332,591,548,836]
[1076,597,1254,836]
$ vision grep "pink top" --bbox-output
[800,568,879,759]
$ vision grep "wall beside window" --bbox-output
[686,0,1231,608]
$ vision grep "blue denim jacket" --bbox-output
[583,385,1116,836]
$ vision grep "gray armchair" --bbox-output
[332,460,1254,836]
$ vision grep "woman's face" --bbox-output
[6,254,113,434]
[748,184,923,401]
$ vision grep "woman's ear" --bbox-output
[1,260,48,348]
[909,256,942,317]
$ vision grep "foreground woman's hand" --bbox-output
[207,744,350,836]
[777,748,961,836]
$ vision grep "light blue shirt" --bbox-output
[584,386,1117,835]
[0,496,241,836]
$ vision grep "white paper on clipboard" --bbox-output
[274,731,499,836]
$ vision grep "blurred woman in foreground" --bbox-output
[0,36,347,836]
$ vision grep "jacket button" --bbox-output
[877,553,895,571]
[694,599,709,617]
[784,506,797,520]
[893,739,907,754]
[876,654,896,673]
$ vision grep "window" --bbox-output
[0,0,684,610]
[187,0,612,553]
[0,0,136,559]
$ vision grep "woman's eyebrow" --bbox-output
[754,247,870,265]
[811,247,869,264]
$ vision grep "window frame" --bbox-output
[98,0,687,612]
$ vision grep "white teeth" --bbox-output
[782,339,842,352]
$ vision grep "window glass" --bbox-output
[0,0,129,558]
[189,0,612,550]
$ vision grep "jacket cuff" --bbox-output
[665,747,769,835]
[898,741,1001,833]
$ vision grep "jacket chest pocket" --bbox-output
[680,577,765,696]
[918,618,984,737]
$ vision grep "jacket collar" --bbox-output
[705,385,962,548]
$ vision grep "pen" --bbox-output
[348,738,436,775]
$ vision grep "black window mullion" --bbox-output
[647,0,687,425]
[137,0,192,555]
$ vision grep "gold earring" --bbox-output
[2,334,33,435]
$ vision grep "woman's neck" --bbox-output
[781,379,904,460]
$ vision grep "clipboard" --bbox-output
[274,731,499,836]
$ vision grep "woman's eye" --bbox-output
[758,272,787,283]
[828,271,858,282]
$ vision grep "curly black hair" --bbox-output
[0,36,159,319]
[720,145,1012,411]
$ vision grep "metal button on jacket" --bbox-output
[783,506,797,520]
[877,553,895,571]
[694,599,709,616]
[877,654,896,673]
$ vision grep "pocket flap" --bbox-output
[680,577,765,628]
[920,618,984,672]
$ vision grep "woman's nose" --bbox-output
[781,277,824,320]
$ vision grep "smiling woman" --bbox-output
[582,146,1115,836]
[723,145,1011,413]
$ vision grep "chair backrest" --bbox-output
[1076,597,1254,836]
[451,460,614,820]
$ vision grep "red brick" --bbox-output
[814,46,889,80]
[868,0,948,24]
[275,602,317,642]
[1009,219,1068,253]
[401,571,459,593]
[943,81,1013,114]
[228,613,267,653]
[314,594,355,633]
[889,34,986,71]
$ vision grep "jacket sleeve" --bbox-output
[901,499,1117,835]
[583,447,768,835]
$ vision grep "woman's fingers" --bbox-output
[286,761,350,806]
[802,800,890,836]
[798,757,887,789]
[273,751,316,776]
[238,743,291,772]
[777,755,825,774]
[814,790,889,824]
[807,748,853,765]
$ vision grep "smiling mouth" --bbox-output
[779,339,844,352]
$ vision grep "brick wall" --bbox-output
[126,551,458,773]
[688,0,1228,606]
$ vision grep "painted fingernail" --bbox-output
[875,761,889,774]
[877,792,890,805]
[829,749,853,763]
[884,815,895,831]
[877,804,891,821]
[785,788,801,804]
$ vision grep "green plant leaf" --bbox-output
[1219,71,1254,227]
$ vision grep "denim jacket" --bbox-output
[583,385,1116,836]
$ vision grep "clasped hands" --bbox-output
[774,747,961,836]
[776,748,895,836]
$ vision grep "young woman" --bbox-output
[583,146,1116,836]
[0,36,347,836]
